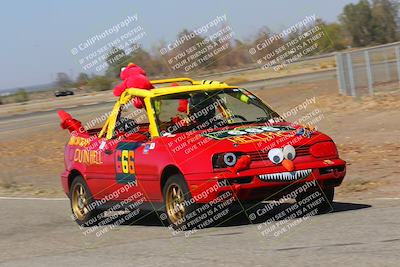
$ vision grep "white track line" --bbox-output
[0,196,67,201]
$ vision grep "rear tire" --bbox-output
[70,176,102,227]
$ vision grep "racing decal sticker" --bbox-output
[73,149,103,165]
[143,142,156,154]
[202,125,296,144]
[68,136,90,147]
[115,142,141,184]
[295,126,315,138]
[99,140,106,150]
[143,144,150,154]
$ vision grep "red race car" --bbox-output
[59,78,346,228]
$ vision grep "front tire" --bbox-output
[162,174,197,230]
[296,186,335,214]
[70,176,102,226]
[319,187,335,213]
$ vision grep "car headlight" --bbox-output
[310,141,338,158]
[224,153,237,166]
[213,152,244,169]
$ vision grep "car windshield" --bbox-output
[153,88,282,135]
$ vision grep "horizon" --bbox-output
[0,0,358,91]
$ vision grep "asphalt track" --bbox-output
[1,69,399,266]
[0,197,399,266]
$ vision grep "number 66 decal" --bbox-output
[115,142,141,184]
[116,150,135,174]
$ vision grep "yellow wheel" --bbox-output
[71,183,89,221]
[69,176,101,226]
[165,183,186,224]
[162,174,197,229]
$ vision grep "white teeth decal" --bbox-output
[258,169,312,182]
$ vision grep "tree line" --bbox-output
[56,0,399,90]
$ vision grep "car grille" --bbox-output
[248,145,311,161]
[258,169,312,182]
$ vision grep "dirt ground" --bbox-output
[0,77,399,199]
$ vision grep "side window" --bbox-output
[115,102,149,136]
[120,102,149,124]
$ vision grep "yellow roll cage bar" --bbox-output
[98,78,238,140]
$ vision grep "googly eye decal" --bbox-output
[283,145,296,160]
[268,148,284,164]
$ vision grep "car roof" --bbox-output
[120,78,238,98]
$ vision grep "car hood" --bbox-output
[161,122,334,174]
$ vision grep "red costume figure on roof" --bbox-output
[113,63,154,97]
[113,63,154,109]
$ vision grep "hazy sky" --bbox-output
[0,0,358,90]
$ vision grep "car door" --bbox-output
[83,137,117,200]
[86,137,146,202]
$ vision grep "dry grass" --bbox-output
[223,76,249,85]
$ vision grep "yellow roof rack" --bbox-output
[150,78,228,87]
[99,78,235,139]
[151,77,195,85]
[119,78,233,99]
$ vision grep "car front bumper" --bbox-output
[184,158,346,203]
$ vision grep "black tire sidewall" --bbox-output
[296,186,335,214]
[322,187,334,203]
[320,187,335,213]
